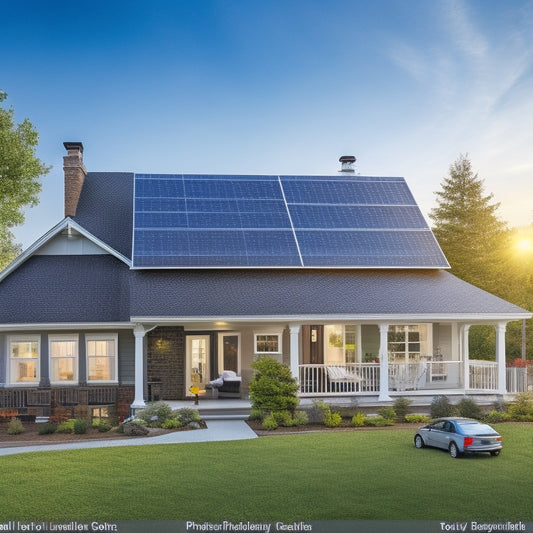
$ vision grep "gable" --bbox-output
[132,174,449,269]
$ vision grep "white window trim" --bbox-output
[49,334,79,385]
[8,335,40,386]
[85,333,119,384]
[217,332,241,375]
[254,331,283,355]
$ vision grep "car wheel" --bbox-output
[449,442,460,458]
[490,450,501,457]
[414,434,425,449]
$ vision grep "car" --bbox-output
[414,417,502,458]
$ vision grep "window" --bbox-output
[86,334,118,382]
[254,333,282,354]
[388,325,429,362]
[324,325,357,364]
[8,336,40,385]
[50,335,78,383]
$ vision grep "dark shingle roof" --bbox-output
[130,269,528,319]
[73,172,134,259]
[0,255,131,323]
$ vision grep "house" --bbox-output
[0,142,530,419]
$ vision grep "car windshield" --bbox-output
[455,420,497,435]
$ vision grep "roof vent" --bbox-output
[339,155,356,173]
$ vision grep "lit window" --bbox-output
[255,333,282,354]
[9,336,40,385]
[50,335,78,383]
[324,325,357,364]
[86,334,118,382]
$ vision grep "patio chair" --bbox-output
[206,370,242,398]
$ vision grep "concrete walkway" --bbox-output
[0,419,258,456]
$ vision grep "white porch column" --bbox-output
[462,324,470,391]
[496,322,507,395]
[378,323,392,402]
[131,324,147,411]
[289,324,301,382]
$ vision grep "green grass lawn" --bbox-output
[1,423,531,522]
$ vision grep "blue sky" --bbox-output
[3,0,533,249]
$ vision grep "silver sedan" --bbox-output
[414,417,502,458]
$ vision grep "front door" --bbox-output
[186,335,210,396]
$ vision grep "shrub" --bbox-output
[49,406,71,425]
[405,414,432,424]
[430,396,457,418]
[56,419,76,434]
[507,392,533,420]
[7,418,24,435]
[364,415,394,427]
[378,406,397,423]
[122,421,150,436]
[273,410,295,427]
[314,401,343,427]
[393,398,412,422]
[248,407,264,421]
[136,402,173,427]
[73,418,88,434]
[484,410,511,424]
[456,397,483,419]
[161,418,182,429]
[351,412,366,427]
[174,407,201,426]
[92,419,112,432]
[38,422,57,435]
[292,410,308,426]
[261,413,278,430]
[249,357,299,413]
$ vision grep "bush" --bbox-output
[38,422,57,435]
[430,396,457,418]
[92,419,112,432]
[273,410,295,427]
[162,418,182,429]
[292,410,308,426]
[7,418,24,435]
[122,421,150,436]
[174,407,201,426]
[351,412,366,427]
[314,401,343,427]
[248,407,264,421]
[49,406,71,425]
[73,418,88,434]
[405,414,432,424]
[378,406,397,423]
[507,392,533,421]
[249,357,299,413]
[262,413,278,430]
[393,398,412,422]
[484,410,511,424]
[136,402,174,427]
[456,397,484,419]
[364,415,394,427]
[56,419,76,434]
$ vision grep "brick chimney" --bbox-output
[63,142,87,217]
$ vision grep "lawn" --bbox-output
[1,423,531,522]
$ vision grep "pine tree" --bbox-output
[430,154,509,296]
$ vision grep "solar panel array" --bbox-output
[132,174,449,268]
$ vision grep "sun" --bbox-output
[514,237,533,254]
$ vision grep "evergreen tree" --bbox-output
[430,154,509,297]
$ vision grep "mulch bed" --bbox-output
[0,420,208,448]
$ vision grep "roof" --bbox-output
[132,174,449,269]
[130,268,529,322]
[73,172,134,259]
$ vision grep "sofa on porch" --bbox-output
[206,370,242,398]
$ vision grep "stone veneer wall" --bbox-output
[146,326,186,400]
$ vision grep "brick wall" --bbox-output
[147,326,186,400]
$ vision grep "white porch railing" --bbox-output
[506,366,532,393]
[299,363,380,395]
[469,360,498,390]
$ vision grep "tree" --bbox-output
[0,90,50,269]
[429,154,509,297]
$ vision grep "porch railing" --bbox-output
[299,363,380,395]
[469,360,498,390]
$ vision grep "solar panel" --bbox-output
[132,173,449,268]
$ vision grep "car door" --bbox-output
[427,420,447,449]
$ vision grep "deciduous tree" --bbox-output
[0,90,50,269]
